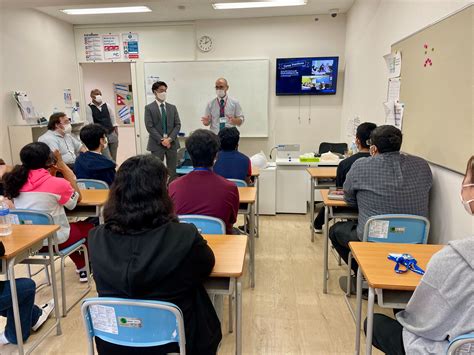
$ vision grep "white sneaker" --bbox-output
[0,332,10,345]
[32,299,55,332]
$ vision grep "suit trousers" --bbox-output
[152,145,178,182]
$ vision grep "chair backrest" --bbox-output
[81,297,185,354]
[363,214,430,244]
[178,215,225,234]
[447,333,474,355]
[77,179,109,190]
[228,179,248,187]
[318,142,348,155]
[9,209,54,226]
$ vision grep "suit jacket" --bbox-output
[144,101,181,152]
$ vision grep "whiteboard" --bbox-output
[143,60,269,139]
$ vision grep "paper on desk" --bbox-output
[90,305,118,334]
[368,220,389,239]
[387,78,401,102]
[384,51,402,78]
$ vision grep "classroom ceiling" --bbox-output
[3,0,354,25]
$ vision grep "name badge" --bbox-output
[219,117,227,125]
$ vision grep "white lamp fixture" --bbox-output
[61,6,152,15]
[213,0,307,10]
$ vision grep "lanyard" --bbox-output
[388,253,425,276]
[216,97,228,113]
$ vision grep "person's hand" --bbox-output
[201,115,211,126]
[227,115,242,126]
[52,150,68,172]
[161,138,171,149]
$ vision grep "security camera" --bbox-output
[329,8,339,18]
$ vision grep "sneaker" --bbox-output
[79,270,89,283]
[0,332,10,345]
[32,299,55,331]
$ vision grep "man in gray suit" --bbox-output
[145,81,181,181]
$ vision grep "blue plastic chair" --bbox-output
[77,179,109,190]
[447,333,474,355]
[81,297,186,355]
[176,166,194,175]
[10,209,91,317]
[178,215,225,234]
[228,179,248,187]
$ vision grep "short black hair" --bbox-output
[47,112,67,130]
[151,81,167,92]
[356,122,377,149]
[80,124,107,150]
[370,125,403,153]
[218,127,240,151]
[185,129,220,167]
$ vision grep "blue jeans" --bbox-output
[0,278,41,344]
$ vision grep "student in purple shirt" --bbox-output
[214,127,252,185]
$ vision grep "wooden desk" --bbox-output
[203,234,248,355]
[307,167,338,243]
[1,225,62,355]
[68,190,109,223]
[350,242,444,355]
[319,189,358,293]
[237,187,257,288]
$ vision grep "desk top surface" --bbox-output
[320,189,349,207]
[349,242,444,291]
[78,189,109,206]
[203,234,248,278]
[176,166,260,177]
[1,225,60,259]
[238,187,256,203]
[307,167,337,178]
[251,166,260,177]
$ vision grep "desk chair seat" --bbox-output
[318,142,348,155]
[77,179,109,190]
[81,297,186,355]
[447,333,474,355]
[10,209,91,317]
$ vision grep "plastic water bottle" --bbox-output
[0,196,12,236]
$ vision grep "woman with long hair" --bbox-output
[88,154,222,355]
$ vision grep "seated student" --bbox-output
[169,129,239,234]
[330,125,432,291]
[38,112,85,168]
[366,155,474,355]
[313,122,377,233]
[89,155,221,355]
[0,240,54,346]
[214,127,252,185]
[74,124,116,186]
[3,143,93,282]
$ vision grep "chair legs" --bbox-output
[228,294,234,333]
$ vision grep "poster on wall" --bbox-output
[113,83,134,124]
[63,89,73,108]
[84,33,103,61]
[102,34,121,60]
[122,33,139,60]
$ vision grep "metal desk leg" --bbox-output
[98,206,104,225]
[8,257,25,355]
[249,202,256,288]
[255,176,259,239]
[365,287,375,355]
[47,235,62,335]
[354,268,363,355]
[310,176,315,242]
[235,278,242,355]
[323,205,330,294]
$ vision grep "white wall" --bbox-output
[0,8,80,164]
[73,15,346,157]
[342,0,473,243]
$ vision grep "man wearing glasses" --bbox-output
[201,78,244,134]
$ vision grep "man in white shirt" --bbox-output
[85,89,119,162]
[201,78,245,134]
[38,112,85,167]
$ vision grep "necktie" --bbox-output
[160,103,167,135]
[219,99,225,131]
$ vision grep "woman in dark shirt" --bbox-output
[88,154,221,355]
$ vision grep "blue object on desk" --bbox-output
[388,253,425,275]
[176,166,193,175]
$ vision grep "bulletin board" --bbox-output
[391,4,473,173]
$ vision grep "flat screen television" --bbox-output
[276,56,339,95]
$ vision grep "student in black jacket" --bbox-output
[88,154,221,355]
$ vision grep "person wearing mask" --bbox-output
[366,155,474,354]
[169,129,239,235]
[313,122,377,233]
[144,81,182,182]
[89,154,221,354]
[86,89,119,162]
[74,124,116,186]
[201,78,244,134]
[3,143,93,282]
[38,112,85,169]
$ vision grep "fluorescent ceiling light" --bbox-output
[213,0,307,9]
[61,6,152,15]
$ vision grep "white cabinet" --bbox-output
[276,165,310,214]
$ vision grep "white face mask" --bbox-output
[156,92,167,101]
[460,184,474,215]
[63,123,72,134]
[102,136,108,150]
[94,95,103,104]
[216,89,226,98]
